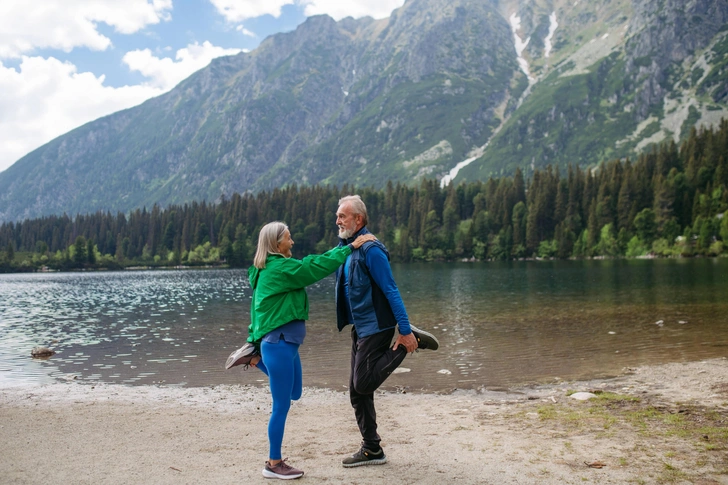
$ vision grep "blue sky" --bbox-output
[0,0,405,173]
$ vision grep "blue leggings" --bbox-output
[257,340,302,460]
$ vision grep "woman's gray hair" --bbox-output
[253,221,289,269]
[338,195,368,226]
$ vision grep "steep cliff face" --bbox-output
[624,0,728,117]
[278,0,517,189]
[0,0,726,222]
[456,0,728,181]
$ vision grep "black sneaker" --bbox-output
[410,324,439,350]
[225,342,259,370]
[342,447,387,468]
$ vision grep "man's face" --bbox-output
[336,203,361,239]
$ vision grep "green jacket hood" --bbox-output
[248,254,284,290]
[248,265,261,289]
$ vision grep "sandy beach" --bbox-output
[2,358,727,484]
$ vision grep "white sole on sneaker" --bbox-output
[341,456,387,468]
[225,344,256,369]
[262,468,304,479]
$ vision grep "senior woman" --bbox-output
[226,221,375,480]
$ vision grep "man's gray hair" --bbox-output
[338,195,368,226]
[253,221,288,269]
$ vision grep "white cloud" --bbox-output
[236,26,257,37]
[123,41,243,90]
[0,56,163,172]
[0,0,173,58]
[0,39,243,173]
[301,0,405,20]
[208,0,292,22]
[209,0,404,22]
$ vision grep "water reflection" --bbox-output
[1,259,727,391]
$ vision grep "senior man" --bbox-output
[334,194,439,468]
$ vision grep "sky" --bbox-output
[0,0,406,174]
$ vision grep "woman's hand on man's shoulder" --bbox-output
[351,234,377,249]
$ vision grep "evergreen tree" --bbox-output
[616,162,634,231]
[396,227,411,262]
[163,219,176,251]
[595,178,614,230]
[720,213,728,243]
[511,201,527,252]
[87,239,96,265]
[555,178,568,226]
[696,217,716,253]
[230,224,248,267]
[596,224,619,256]
[555,222,575,259]
[633,208,657,245]
[73,236,87,267]
[586,203,598,254]
[652,174,675,231]
[564,165,584,235]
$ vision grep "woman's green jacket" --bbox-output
[247,245,352,344]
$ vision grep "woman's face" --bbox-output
[277,229,294,257]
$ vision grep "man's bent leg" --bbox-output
[349,328,407,451]
[352,328,407,394]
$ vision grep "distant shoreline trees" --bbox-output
[1,120,726,273]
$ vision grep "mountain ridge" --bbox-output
[1,0,726,222]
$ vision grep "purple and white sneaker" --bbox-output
[224,342,259,370]
[262,458,304,479]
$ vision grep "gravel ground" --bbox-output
[2,357,727,484]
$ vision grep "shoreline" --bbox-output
[3,358,727,484]
[2,254,726,275]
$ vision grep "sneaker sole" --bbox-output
[341,457,387,468]
[410,325,439,350]
[262,468,304,479]
[225,347,256,369]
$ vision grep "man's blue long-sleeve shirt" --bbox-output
[343,245,412,335]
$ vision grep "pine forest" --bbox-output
[1,120,727,273]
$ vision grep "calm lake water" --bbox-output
[1,259,727,392]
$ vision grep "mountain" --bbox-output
[1,0,727,222]
[454,0,728,182]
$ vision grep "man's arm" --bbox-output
[365,246,418,352]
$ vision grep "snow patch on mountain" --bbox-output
[544,12,558,58]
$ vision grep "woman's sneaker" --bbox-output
[410,324,439,350]
[224,342,259,370]
[341,446,387,467]
[262,459,304,479]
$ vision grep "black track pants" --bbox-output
[349,327,408,450]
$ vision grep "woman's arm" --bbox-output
[275,233,377,290]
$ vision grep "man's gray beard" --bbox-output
[338,227,354,239]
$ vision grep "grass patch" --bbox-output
[657,461,689,483]
[525,393,728,455]
[505,393,728,482]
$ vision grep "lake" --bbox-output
[1,258,726,392]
